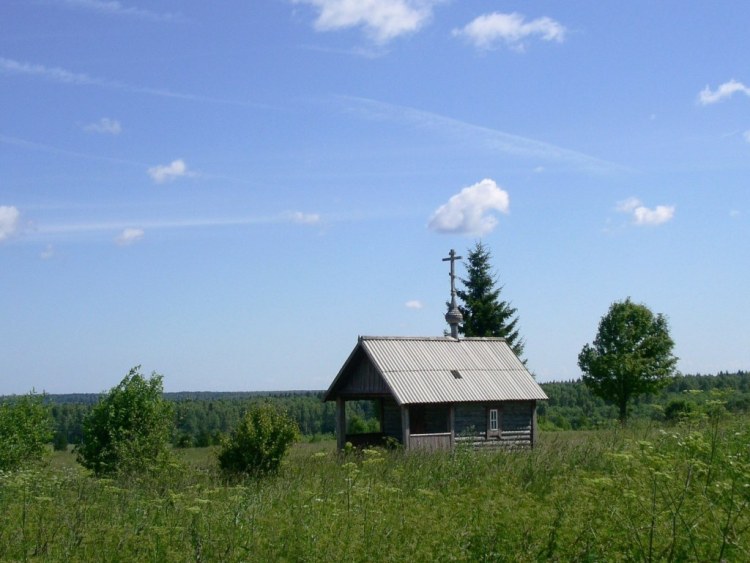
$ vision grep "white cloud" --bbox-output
[294,0,438,43]
[286,211,321,225]
[429,178,510,236]
[0,205,20,242]
[405,300,424,309]
[617,197,675,226]
[453,12,566,51]
[633,205,675,226]
[616,197,641,213]
[698,79,750,105]
[115,228,144,246]
[84,117,121,135]
[743,130,750,143]
[58,0,182,22]
[147,159,191,183]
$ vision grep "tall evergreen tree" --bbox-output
[456,242,525,358]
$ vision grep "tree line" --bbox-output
[43,390,376,450]
[539,370,750,430]
[10,369,743,449]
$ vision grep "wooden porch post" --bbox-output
[401,405,410,450]
[449,404,455,449]
[378,398,384,434]
[531,402,538,448]
[336,397,346,450]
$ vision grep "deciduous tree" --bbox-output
[578,298,677,422]
[77,367,174,475]
[0,392,53,470]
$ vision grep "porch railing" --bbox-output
[409,432,452,451]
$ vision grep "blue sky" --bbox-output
[1,0,748,394]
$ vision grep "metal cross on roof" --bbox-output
[442,249,463,338]
[442,249,462,302]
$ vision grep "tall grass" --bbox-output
[1,414,748,561]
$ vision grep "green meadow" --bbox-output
[1,413,748,561]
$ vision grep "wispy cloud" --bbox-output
[293,0,439,43]
[115,227,144,246]
[405,300,424,309]
[0,57,264,107]
[285,211,321,225]
[147,159,193,184]
[32,212,328,241]
[84,117,121,135]
[743,130,750,143]
[617,197,675,226]
[0,205,21,242]
[453,12,566,51]
[429,178,509,236]
[57,0,184,23]
[341,96,625,173]
[698,79,750,105]
[0,133,140,166]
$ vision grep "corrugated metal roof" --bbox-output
[356,336,548,405]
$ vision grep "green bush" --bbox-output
[664,398,696,421]
[218,403,299,476]
[76,367,174,476]
[0,392,53,470]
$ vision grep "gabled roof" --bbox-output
[324,336,548,405]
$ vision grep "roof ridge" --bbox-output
[358,335,507,342]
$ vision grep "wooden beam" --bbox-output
[449,403,455,450]
[336,397,346,450]
[401,405,410,450]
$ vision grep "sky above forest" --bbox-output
[1,0,749,394]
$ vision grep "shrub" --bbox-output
[218,403,299,477]
[76,367,174,476]
[664,398,696,421]
[0,392,53,470]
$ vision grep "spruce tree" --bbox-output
[456,242,525,358]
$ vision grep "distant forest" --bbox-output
[539,370,750,430]
[18,370,750,448]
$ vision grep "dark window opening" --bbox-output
[410,404,450,434]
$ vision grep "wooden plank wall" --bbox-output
[500,402,533,447]
[339,357,389,395]
[409,433,452,452]
[453,401,534,448]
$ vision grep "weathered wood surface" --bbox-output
[409,432,452,452]
[338,355,390,396]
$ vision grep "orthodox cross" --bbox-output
[442,249,463,338]
[442,249,462,304]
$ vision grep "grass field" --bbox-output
[1,414,748,561]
